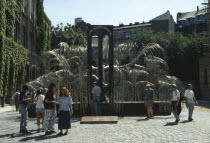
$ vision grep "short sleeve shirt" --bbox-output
[184,89,194,103]
[92,86,101,96]
[144,89,155,100]
[171,90,180,101]
[19,91,28,105]
[35,94,45,108]
[59,96,73,111]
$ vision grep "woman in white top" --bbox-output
[35,88,45,131]
[184,84,198,121]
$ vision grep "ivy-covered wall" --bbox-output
[36,0,51,55]
[0,0,27,107]
[0,0,52,106]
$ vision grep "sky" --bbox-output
[44,0,204,26]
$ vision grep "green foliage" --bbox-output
[0,0,27,106]
[0,0,6,34]
[130,30,155,47]
[51,23,87,49]
[36,0,51,55]
[0,34,27,102]
[3,36,27,94]
[130,31,209,61]
[5,0,21,38]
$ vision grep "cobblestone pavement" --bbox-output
[0,107,210,143]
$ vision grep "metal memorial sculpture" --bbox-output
[26,26,184,116]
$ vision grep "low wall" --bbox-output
[28,101,171,117]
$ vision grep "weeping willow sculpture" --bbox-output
[26,41,184,113]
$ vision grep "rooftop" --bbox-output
[114,23,151,30]
[150,10,171,21]
[178,7,208,21]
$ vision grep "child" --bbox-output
[35,87,45,132]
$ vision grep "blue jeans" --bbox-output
[171,101,179,120]
[20,104,28,131]
[93,96,102,116]
[188,102,194,119]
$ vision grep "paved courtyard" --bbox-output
[0,106,210,143]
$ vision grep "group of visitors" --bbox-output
[144,83,198,124]
[18,83,73,135]
[17,81,197,135]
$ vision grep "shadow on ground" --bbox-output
[19,134,62,142]
[0,129,37,139]
[164,122,178,126]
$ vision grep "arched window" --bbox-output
[204,69,208,86]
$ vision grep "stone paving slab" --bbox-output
[80,116,118,124]
[0,108,210,143]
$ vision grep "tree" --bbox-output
[51,23,87,49]
[130,31,209,80]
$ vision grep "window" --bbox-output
[23,0,27,13]
[29,0,33,20]
[204,69,208,86]
[14,23,19,43]
[30,32,33,51]
[23,26,27,48]
[114,33,118,39]
[124,32,131,38]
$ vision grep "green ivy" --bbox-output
[36,0,51,55]
[0,0,6,34]
[0,0,27,106]
[5,0,21,38]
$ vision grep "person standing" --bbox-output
[57,87,73,135]
[43,83,57,135]
[184,84,198,121]
[19,85,31,134]
[92,82,102,116]
[171,84,180,124]
[35,88,45,132]
[144,84,155,119]
[13,92,20,112]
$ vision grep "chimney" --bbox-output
[197,6,199,12]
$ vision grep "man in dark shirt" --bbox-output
[144,84,155,119]
[19,85,31,134]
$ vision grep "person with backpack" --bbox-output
[171,84,180,124]
[184,84,198,121]
[35,87,45,132]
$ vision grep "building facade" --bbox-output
[75,11,175,47]
[113,11,175,47]
[199,0,210,100]
[177,6,209,35]
[15,0,37,53]
[4,0,51,102]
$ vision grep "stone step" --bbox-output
[80,116,118,124]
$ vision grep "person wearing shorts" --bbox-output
[144,84,155,119]
[35,87,45,132]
